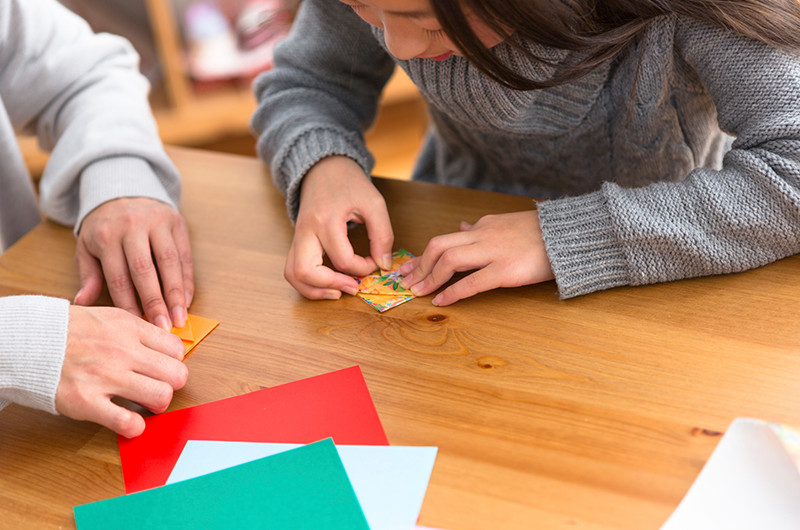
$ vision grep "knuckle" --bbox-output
[109,410,133,435]
[149,381,174,412]
[425,236,446,254]
[179,248,193,265]
[293,265,316,284]
[107,274,133,294]
[174,363,189,388]
[129,255,155,277]
[438,249,459,269]
[165,285,185,303]
[91,224,116,246]
[141,295,166,315]
[155,246,180,268]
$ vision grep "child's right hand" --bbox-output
[285,156,394,299]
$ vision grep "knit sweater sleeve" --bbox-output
[0,296,69,414]
[0,0,181,233]
[250,0,396,222]
[539,19,800,298]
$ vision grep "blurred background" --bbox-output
[21,0,427,180]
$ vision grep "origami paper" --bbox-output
[75,439,369,530]
[356,248,416,311]
[170,313,219,358]
[118,366,388,493]
[168,441,438,530]
[661,418,800,529]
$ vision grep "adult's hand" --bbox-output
[55,305,188,438]
[74,197,194,331]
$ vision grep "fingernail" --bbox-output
[381,254,393,271]
[432,294,443,306]
[323,291,342,300]
[343,284,359,296]
[398,262,413,274]
[172,306,188,328]
[155,315,171,331]
[185,290,193,307]
[410,284,423,296]
[73,289,82,304]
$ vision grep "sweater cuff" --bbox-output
[278,127,373,223]
[538,191,630,298]
[76,156,177,234]
[0,296,70,414]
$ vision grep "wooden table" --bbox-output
[2,146,800,529]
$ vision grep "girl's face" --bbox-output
[337,0,503,61]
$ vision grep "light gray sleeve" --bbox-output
[540,19,800,298]
[0,0,181,233]
[250,0,396,222]
[0,296,69,415]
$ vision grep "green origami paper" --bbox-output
[74,438,369,529]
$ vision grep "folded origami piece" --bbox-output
[170,314,219,358]
[356,249,416,312]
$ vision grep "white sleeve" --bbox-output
[0,0,181,232]
[0,296,69,414]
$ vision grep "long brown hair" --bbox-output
[431,0,800,90]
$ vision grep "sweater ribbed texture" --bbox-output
[253,0,800,298]
[0,296,69,414]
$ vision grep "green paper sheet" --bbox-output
[74,439,369,529]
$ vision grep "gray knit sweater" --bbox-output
[252,0,800,298]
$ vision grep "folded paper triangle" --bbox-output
[170,314,219,358]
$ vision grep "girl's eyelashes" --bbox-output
[423,28,446,39]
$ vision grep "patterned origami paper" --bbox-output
[356,249,416,312]
[170,313,219,358]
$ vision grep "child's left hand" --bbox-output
[398,210,554,306]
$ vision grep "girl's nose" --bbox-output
[381,16,429,61]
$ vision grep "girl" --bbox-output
[251,0,800,304]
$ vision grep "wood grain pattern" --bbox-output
[2,146,800,529]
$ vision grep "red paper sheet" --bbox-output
[118,366,388,493]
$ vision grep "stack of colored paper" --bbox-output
[73,366,440,529]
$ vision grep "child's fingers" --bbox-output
[317,222,377,277]
[286,233,360,299]
[364,209,395,271]
[407,242,487,297]
[400,231,475,290]
[431,265,503,306]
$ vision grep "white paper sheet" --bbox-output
[662,417,800,529]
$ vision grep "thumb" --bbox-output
[74,244,104,306]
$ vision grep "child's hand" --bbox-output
[56,305,188,438]
[286,156,394,299]
[399,210,554,305]
[74,197,194,331]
